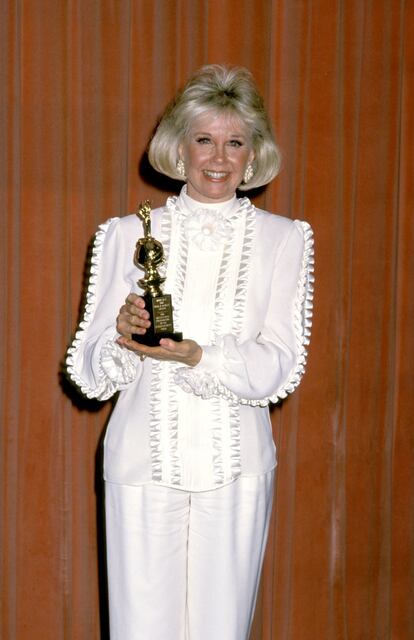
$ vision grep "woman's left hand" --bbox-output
[116,336,202,367]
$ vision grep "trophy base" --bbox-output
[131,293,183,347]
[132,331,183,347]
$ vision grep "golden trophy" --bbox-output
[132,200,183,346]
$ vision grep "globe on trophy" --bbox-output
[132,200,183,346]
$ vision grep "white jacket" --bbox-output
[66,188,314,491]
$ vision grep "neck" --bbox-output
[181,185,236,211]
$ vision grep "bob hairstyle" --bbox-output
[148,64,281,191]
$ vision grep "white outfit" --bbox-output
[66,188,314,491]
[66,187,314,639]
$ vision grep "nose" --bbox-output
[212,143,226,162]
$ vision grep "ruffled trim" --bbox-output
[147,202,184,485]
[148,359,163,482]
[173,366,217,399]
[169,201,189,334]
[166,362,182,485]
[264,220,314,403]
[174,220,315,407]
[209,198,254,478]
[230,201,255,335]
[164,201,185,485]
[100,340,139,385]
[229,403,242,477]
[66,218,139,400]
[202,390,222,485]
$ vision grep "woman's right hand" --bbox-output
[116,293,151,339]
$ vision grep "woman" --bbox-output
[66,64,314,640]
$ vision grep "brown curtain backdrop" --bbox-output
[1,1,413,638]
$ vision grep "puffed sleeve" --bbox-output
[174,220,314,407]
[65,217,141,400]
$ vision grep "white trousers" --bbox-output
[105,471,274,640]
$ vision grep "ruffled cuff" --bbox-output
[173,366,219,400]
[100,339,140,387]
[173,343,225,400]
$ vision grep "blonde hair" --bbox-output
[148,64,281,190]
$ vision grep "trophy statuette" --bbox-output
[132,200,183,346]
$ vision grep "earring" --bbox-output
[176,159,186,178]
[243,163,254,183]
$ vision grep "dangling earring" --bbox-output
[243,163,254,184]
[176,159,186,178]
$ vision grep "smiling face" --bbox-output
[178,111,255,203]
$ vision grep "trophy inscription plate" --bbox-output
[132,200,183,346]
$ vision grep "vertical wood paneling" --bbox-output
[0,1,413,638]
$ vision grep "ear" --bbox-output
[178,142,184,160]
[248,148,256,164]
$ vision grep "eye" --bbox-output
[195,137,211,144]
[228,139,243,148]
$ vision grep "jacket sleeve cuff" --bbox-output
[100,338,140,386]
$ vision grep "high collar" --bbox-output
[177,185,239,218]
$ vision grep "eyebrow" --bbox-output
[192,130,247,139]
